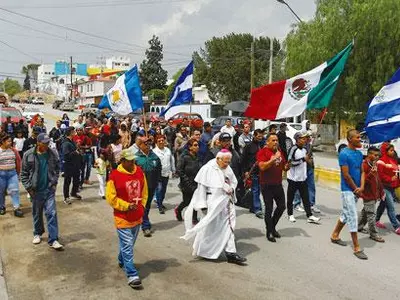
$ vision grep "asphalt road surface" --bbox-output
[1,172,400,299]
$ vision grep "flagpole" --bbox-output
[142,106,148,138]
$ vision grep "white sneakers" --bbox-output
[311,206,321,213]
[50,240,64,250]
[294,205,305,212]
[288,215,296,223]
[33,236,64,250]
[307,215,321,224]
[32,235,41,244]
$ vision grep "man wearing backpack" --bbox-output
[286,131,320,224]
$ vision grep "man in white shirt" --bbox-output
[153,135,175,214]
[286,131,320,224]
[220,119,236,142]
[238,123,253,154]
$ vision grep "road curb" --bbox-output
[0,250,9,300]
[314,166,340,190]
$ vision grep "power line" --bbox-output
[0,39,40,61]
[4,0,195,9]
[0,6,191,57]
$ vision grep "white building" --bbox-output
[77,78,116,105]
[193,85,217,104]
[37,64,55,85]
[106,56,131,71]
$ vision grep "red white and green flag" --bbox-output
[245,42,353,120]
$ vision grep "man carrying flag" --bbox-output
[98,65,143,115]
[160,61,193,117]
[245,42,353,119]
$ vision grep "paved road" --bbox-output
[1,173,400,299]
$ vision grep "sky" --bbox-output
[0,0,316,81]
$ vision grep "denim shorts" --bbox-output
[340,191,358,232]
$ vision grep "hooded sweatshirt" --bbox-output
[377,143,400,189]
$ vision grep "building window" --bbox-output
[86,85,89,92]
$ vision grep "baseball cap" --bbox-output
[37,133,51,144]
[120,148,135,161]
[294,130,310,140]
[32,126,42,133]
[219,132,232,141]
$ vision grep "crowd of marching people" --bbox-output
[1,97,400,288]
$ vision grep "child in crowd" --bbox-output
[13,131,25,158]
[94,151,109,199]
[358,146,385,242]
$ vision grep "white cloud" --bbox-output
[145,0,213,40]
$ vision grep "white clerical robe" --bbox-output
[181,159,238,259]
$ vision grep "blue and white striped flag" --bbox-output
[365,68,400,143]
[98,65,143,115]
[160,61,193,117]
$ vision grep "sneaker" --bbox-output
[0,207,6,215]
[376,221,386,229]
[288,215,296,223]
[13,208,24,218]
[158,207,165,214]
[395,228,400,235]
[63,198,72,205]
[294,205,305,212]
[311,206,321,213]
[128,277,142,289]
[255,211,264,219]
[32,235,41,244]
[101,196,106,200]
[143,229,152,237]
[50,240,64,250]
[307,215,321,224]
[71,193,82,200]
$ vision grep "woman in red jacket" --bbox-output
[376,143,400,234]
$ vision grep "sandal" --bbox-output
[370,236,385,243]
[353,250,368,260]
[330,238,347,246]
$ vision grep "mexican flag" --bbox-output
[244,42,353,120]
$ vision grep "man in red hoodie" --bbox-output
[376,143,400,234]
[106,148,148,290]
[357,146,385,242]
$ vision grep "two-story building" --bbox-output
[77,78,116,105]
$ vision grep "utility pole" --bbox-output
[250,38,255,92]
[70,56,73,101]
[269,38,274,84]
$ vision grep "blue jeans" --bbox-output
[0,170,20,209]
[251,174,262,213]
[155,176,169,208]
[376,188,400,230]
[81,152,93,182]
[142,188,156,230]
[32,189,59,244]
[293,167,316,207]
[117,225,140,279]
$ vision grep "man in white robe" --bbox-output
[181,149,247,265]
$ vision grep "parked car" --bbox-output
[22,106,44,122]
[211,116,247,134]
[59,102,75,112]
[81,103,98,115]
[335,131,400,156]
[52,99,64,109]
[169,112,203,129]
[0,106,25,124]
[31,97,45,105]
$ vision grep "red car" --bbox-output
[169,112,203,129]
[1,106,25,124]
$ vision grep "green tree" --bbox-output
[147,88,166,102]
[193,33,280,103]
[21,63,40,75]
[0,78,22,97]
[23,74,31,91]
[140,35,168,94]
[285,0,400,121]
